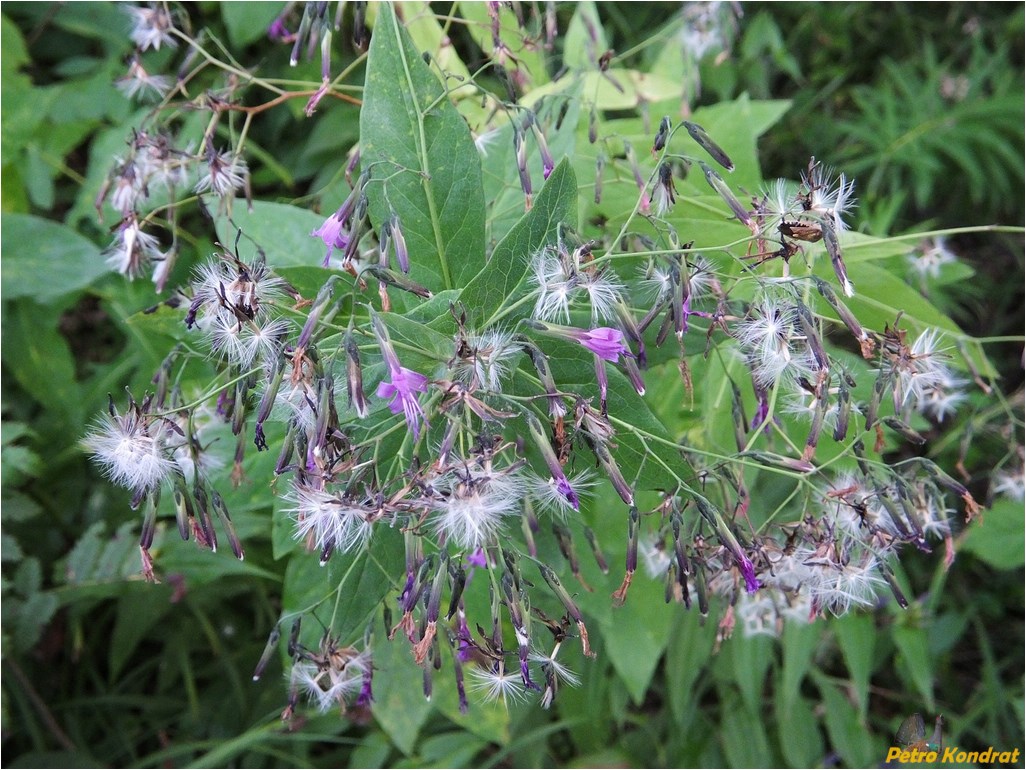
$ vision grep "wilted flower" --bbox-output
[125,4,178,51]
[194,144,248,199]
[802,162,857,234]
[529,245,624,324]
[734,297,811,387]
[289,639,372,713]
[83,400,177,495]
[468,661,527,707]
[431,460,524,550]
[289,481,375,556]
[652,162,677,216]
[907,236,958,281]
[105,214,162,278]
[452,329,520,393]
[116,56,172,100]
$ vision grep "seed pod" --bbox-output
[699,161,753,230]
[653,116,672,152]
[684,120,734,171]
[252,625,281,681]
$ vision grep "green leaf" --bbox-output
[774,693,824,768]
[282,528,403,644]
[360,4,487,293]
[719,692,772,768]
[455,1,547,89]
[893,623,935,712]
[960,497,1026,570]
[778,621,821,715]
[1,301,84,424]
[221,2,281,48]
[349,731,392,769]
[563,2,607,72]
[833,613,876,719]
[594,575,673,705]
[109,586,173,679]
[2,532,24,562]
[666,607,718,723]
[459,158,578,328]
[720,633,774,716]
[12,588,59,653]
[1,214,106,302]
[370,633,433,755]
[429,653,513,746]
[814,671,878,767]
[221,201,339,270]
[59,522,140,589]
[417,732,488,769]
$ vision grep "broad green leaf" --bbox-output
[479,83,581,246]
[563,499,670,706]
[349,731,392,769]
[429,653,513,746]
[460,158,578,328]
[778,621,821,715]
[960,497,1025,570]
[58,522,141,591]
[563,2,607,72]
[666,607,718,723]
[1,301,84,424]
[1,533,23,562]
[1,214,107,301]
[893,623,935,712]
[510,339,681,492]
[0,14,29,75]
[416,732,488,769]
[221,2,281,48]
[379,310,454,365]
[821,253,963,335]
[44,1,135,52]
[774,692,824,768]
[456,1,548,90]
[834,613,876,719]
[720,692,772,768]
[361,4,486,293]
[594,574,673,705]
[1,491,42,523]
[9,586,59,653]
[221,201,336,269]
[272,496,302,561]
[718,632,773,716]
[157,535,281,583]
[814,671,878,767]
[402,1,471,84]
[371,632,433,755]
[281,528,404,647]
[109,586,173,679]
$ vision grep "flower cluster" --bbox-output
[81,3,992,720]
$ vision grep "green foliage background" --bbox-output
[2,2,1023,767]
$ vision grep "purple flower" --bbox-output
[356,667,374,707]
[738,554,761,594]
[376,365,428,439]
[311,187,363,267]
[267,17,291,42]
[554,474,580,511]
[311,211,349,267]
[576,327,628,362]
[466,548,488,568]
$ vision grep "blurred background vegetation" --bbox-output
[2,2,1023,767]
